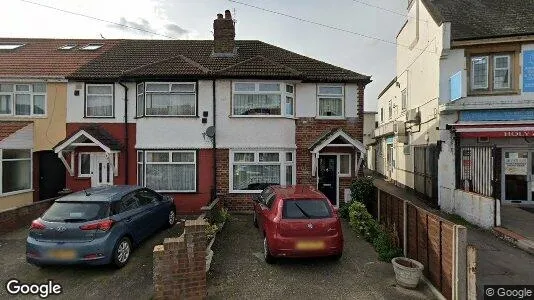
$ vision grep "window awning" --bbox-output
[53,126,121,176]
[450,123,534,138]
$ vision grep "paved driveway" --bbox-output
[0,224,183,299]
[207,214,434,299]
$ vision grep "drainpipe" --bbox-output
[212,80,217,200]
[119,81,129,185]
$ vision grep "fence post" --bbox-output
[467,245,477,300]
[454,225,468,300]
[377,189,381,221]
[403,200,408,257]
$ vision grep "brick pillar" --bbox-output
[153,219,208,300]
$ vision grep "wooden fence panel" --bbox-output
[417,209,429,277]
[427,216,442,291]
[441,225,454,300]
[407,205,418,259]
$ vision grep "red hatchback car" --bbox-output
[252,185,343,263]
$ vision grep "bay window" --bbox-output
[1,149,32,195]
[136,82,196,117]
[230,150,295,193]
[85,84,113,117]
[232,82,294,117]
[0,83,46,116]
[137,150,196,192]
[469,53,514,93]
[317,85,344,118]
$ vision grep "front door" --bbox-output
[318,155,337,206]
[38,150,66,200]
[91,154,113,187]
[502,150,531,203]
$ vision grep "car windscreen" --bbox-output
[282,199,332,219]
[42,202,110,223]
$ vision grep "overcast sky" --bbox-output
[2,0,408,111]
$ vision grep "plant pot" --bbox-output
[391,257,424,289]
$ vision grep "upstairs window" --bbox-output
[317,85,344,118]
[401,89,407,110]
[469,53,514,93]
[0,83,46,116]
[232,82,294,117]
[85,84,114,117]
[137,82,196,117]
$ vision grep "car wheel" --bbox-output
[167,209,176,228]
[113,237,132,268]
[332,253,342,261]
[263,236,275,264]
[253,211,258,228]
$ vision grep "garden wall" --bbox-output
[0,198,56,235]
[376,188,467,300]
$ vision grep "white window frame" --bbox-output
[0,83,46,117]
[143,82,197,117]
[232,81,295,118]
[85,84,114,118]
[493,54,511,90]
[0,148,33,196]
[338,153,352,177]
[139,150,197,193]
[78,153,92,177]
[229,149,296,193]
[471,56,489,90]
[317,84,345,119]
[136,83,145,117]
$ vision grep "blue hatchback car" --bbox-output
[26,185,176,268]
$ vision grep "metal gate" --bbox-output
[413,145,438,205]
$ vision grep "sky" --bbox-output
[1,0,408,111]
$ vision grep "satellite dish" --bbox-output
[205,126,215,138]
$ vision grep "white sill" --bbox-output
[0,189,34,198]
[0,115,47,119]
[230,115,295,119]
[339,174,351,178]
[316,116,345,120]
[229,190,262,194]
[156,190,197,193]
[78,174,91,178]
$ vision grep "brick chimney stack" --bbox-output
[213,10,236,56]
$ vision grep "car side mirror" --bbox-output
[252,195,260,203]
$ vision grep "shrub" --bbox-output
[372,227,403,262]
[206,223,219,240]
[348,201,379,242]
[338,202,351,220]
[211,207,230,225]
[350,176,375,206]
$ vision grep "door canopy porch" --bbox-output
[308,128,365,176]
[53,126,122,176]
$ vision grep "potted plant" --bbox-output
[391,257,424,289]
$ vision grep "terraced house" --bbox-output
[4,11,370,214]
[0,39,118,210]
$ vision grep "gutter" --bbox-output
[118,81,129,184]
[212,80,217,200]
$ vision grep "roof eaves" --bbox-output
[377,77,397,99]
[420,0,445,25]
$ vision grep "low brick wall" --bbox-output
[153,218,208,300]
[377,188,467,300]
[0,198,56,235]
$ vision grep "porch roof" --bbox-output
[308,128,365,153]
[54,126,122,153]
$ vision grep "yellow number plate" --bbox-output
[49,249,76,260]
[295,241,325,251]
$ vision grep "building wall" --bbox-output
[67,82,137,124]
[0,192,33,212]
[374,0,445,190]
[136,80,213,149]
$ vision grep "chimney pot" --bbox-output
[224,10,232,20]
[217,13,223,19]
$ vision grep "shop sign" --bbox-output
[504,158,528,175]
[523,50,534,92]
